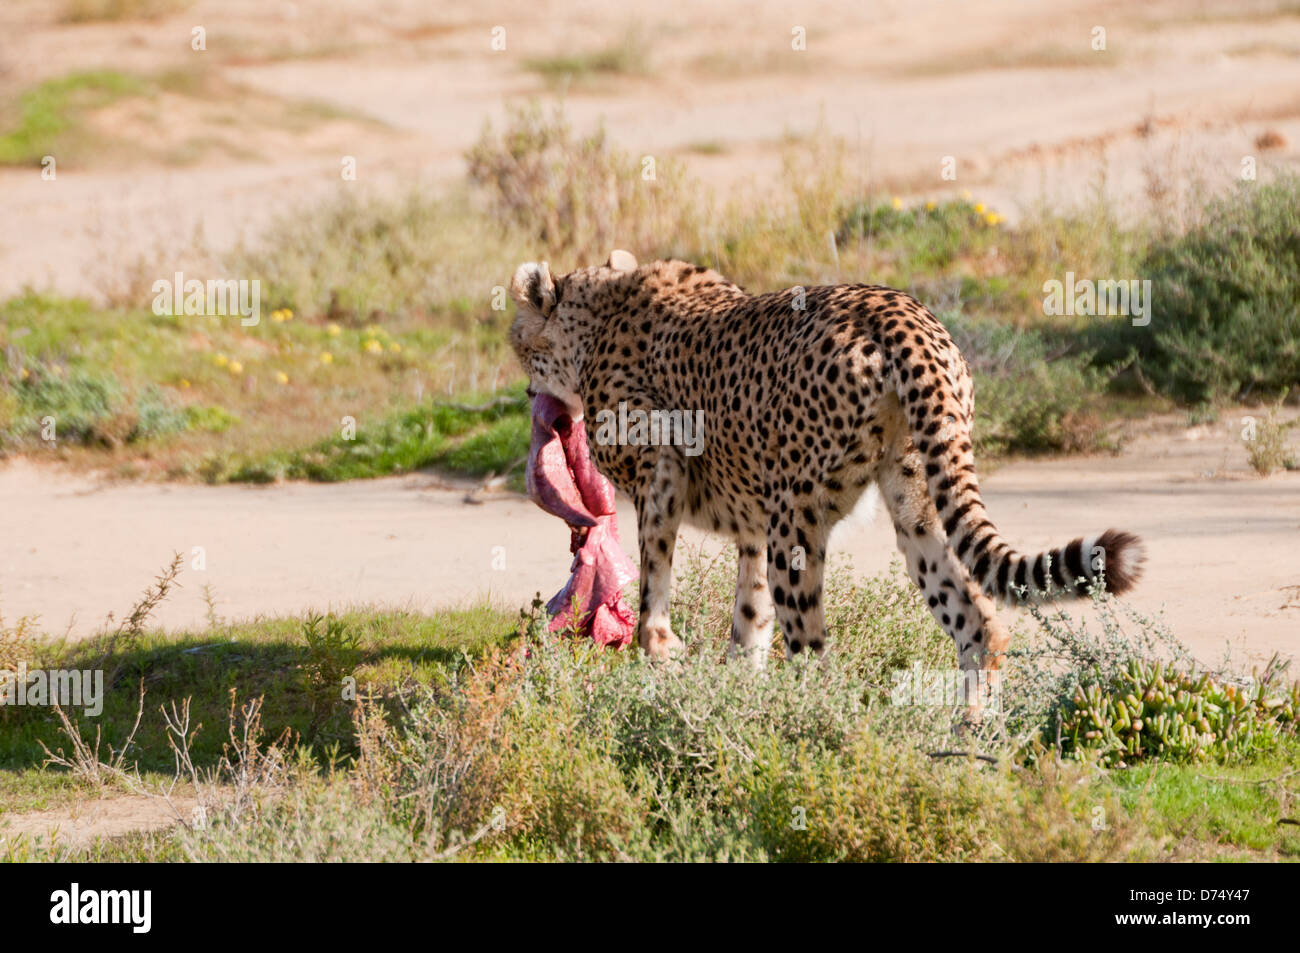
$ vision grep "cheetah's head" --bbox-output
[509,249,639,420]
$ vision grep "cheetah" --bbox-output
[509,250,1144,685]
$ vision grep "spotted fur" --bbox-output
[509,252,1145,680]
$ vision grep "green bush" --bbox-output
[941,311,1113,454]
[11,367,122,444]
[130,386,188,441]
[838,197,1001,274]
[1101,177,1300,403]
[741,734,992,861]
[4,371,193,447]
[301,614,363,733]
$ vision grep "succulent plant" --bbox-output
[1054,656,1299,767]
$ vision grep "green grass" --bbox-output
[0,70,146,166]
[1,604,519,777]
[0,291,520,480]
[1113,753,1300,857]
[524,33,652,84]
[215,390,530,485]
[0,64,376,171]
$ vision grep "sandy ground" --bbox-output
[3,412,1297,668]
[0,793,197,850]
[3,0,1300,301]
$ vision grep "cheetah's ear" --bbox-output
[510,261,557,317]
[607,249,638,272]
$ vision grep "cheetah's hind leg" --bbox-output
[877,427,1011,720]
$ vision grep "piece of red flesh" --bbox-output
[526,394,637,647]
[525,395,597,529]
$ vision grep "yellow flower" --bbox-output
[282,309,293,321]
[179,378,190,389]
[974,202,986,214]
[320,352,334,364]
[326,323,342,337]
[19,367,30,380]
[271,310,285,323]
[925,200,936,211]
[389,342,402,353]
[275,371,289,384]
[214,354,229,367]
[364,339,384,354]
[891,196,903,210]
[984,212,1002,226]
[228,360,244,375]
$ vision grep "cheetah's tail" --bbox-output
[967,529,1145,604]
[892,353,1145,603]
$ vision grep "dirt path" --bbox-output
[2,412,1297,667]
[0,793,197,851]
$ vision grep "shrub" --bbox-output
[838,197,1001,275]
[0,611,37,675]
[11,367,122,445]
[130,386,189,441]
[301,614,362,733]
[86,555,1297,863]
[940,311,1113,455]
[332,560,978,860]
[1242,405,1299,476]
[5,370,193,448]
[740,733,994,861]
[466,103,700,265]
[1103,177,1300,403]
[228,189,527,321]
[180,782,426,863]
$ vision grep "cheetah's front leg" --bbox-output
[728,541,774,669]
[633,452,686,659]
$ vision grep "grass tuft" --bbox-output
[0,71,146,166]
